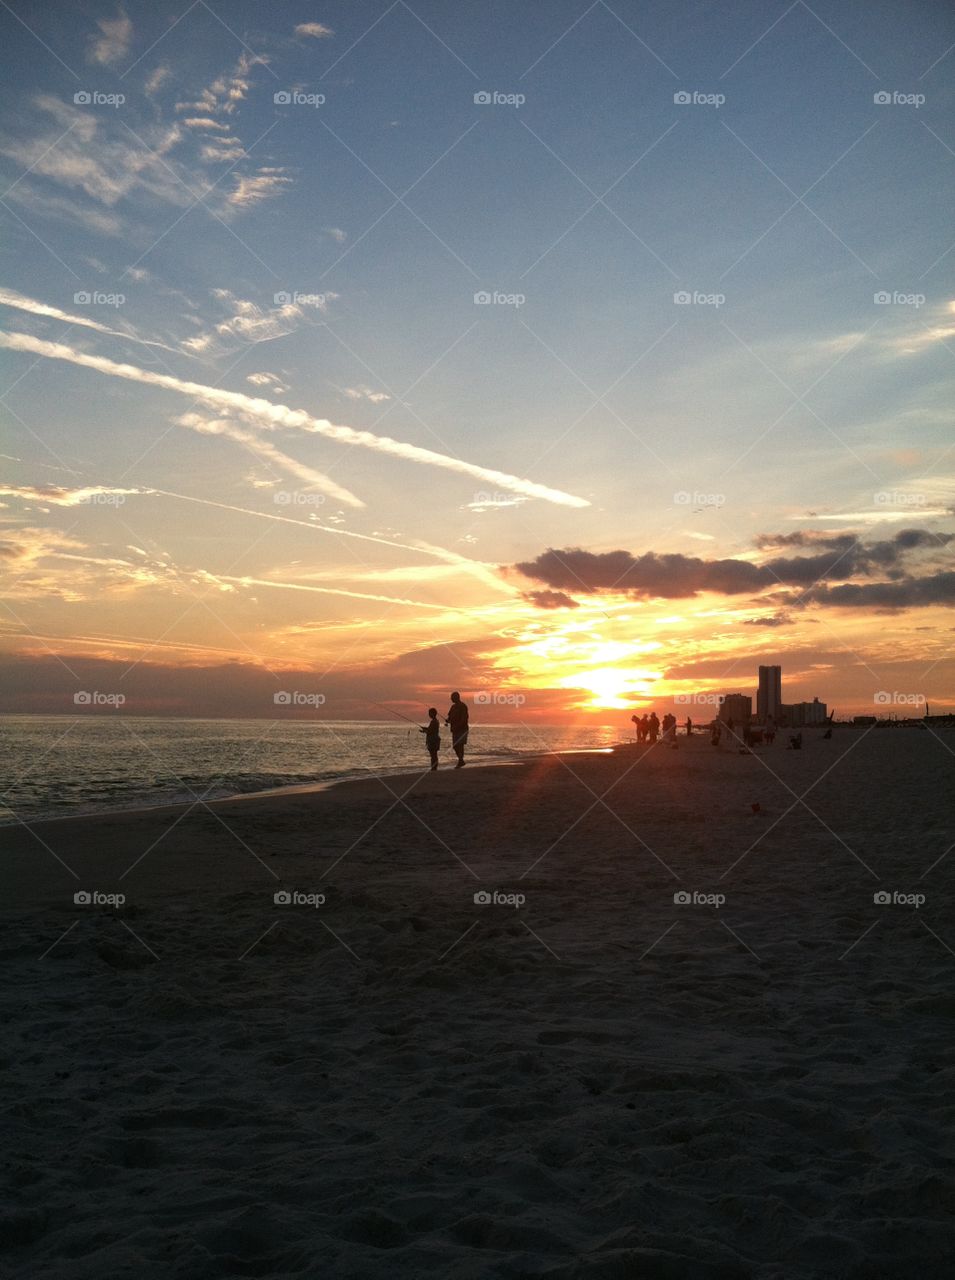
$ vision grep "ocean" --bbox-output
[0,716,621,825]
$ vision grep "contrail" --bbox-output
[218,574,456,610]
[0,287,180,353]
[0,330,590,509]
[147,489,517,595]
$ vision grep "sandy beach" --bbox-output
[3,727,954,1278]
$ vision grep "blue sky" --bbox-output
[1,0,954,717]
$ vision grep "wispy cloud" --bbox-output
[295,23,334,39]
[181,289,330,355]
[0,329,590,509]
[88,10,132,66]
[0,285,177,352]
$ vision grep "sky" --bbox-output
[1,0,954,722]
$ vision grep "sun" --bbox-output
[564,666,659,711]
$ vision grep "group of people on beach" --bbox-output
[419,692,469,770]
[631,712,687,744]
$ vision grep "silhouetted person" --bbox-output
[686,716,692,736]
[789,732,802,750]
[765,716,776,745]
[823,727,832,740]
[648,712,659,743]
[710,721,721,747]
[446,691,469,768]
[638,715,649,742]
[630,714,639,741]
[419,707,440,770]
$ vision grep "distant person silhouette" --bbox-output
[788,732,802,750]
[630,714,639,741]
[419,707,440,770]
[686,716,692,736]
[639,714,649,743]
[648,712,660,743]
[446,691,469,768]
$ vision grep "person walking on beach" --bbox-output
[446,691,469,768]
[647,711,660,743]
[639,714,649,743]
[686,716,692,737]
[419,707,441,770]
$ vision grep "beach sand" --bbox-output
[3,727,954,1278]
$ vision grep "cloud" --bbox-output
[295,22,334,38]
[175,53,265,117]
[88,10,132,66]
[524,590,580,609]
[226,171,293,209]
[0,329,590,509]
[324,226,347,242]
[0,285,176,351]
[175,411,363,508]
[181,290,328,355]
[341,385,390,403]
[145,65,170,96]
[742,614,792,627]
[0,484,140,507]
[514,529,955,610]
[246,371,288,394]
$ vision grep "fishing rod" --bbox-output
[369,701,424,727]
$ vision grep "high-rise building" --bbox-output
[719,693,752,725]
[757,665,782,723]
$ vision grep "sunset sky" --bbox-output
[2,0,953,721]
